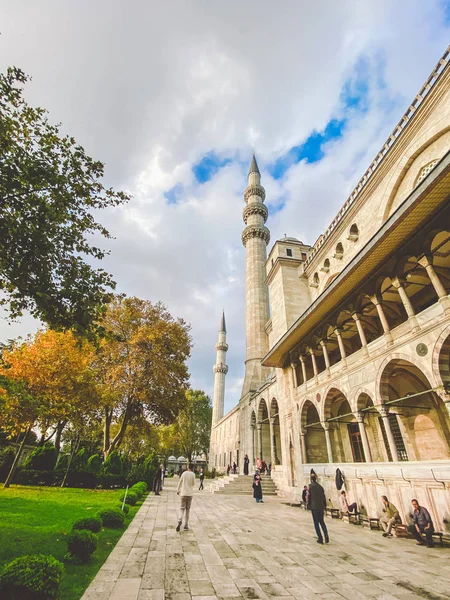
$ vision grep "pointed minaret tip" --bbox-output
[220,311,226,333]
[248,152,260,176]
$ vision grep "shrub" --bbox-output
[130,486,143,499]
[97,508,125,528]
[0,446,16,482]
[72,517,102,534]
[87,453,102,474]
[14,469,55,486]
[119,503,129,515]
[23,443,57,471]
[0,554,64,600]
[133,481,148,493]
[99,473,126,489]
[66,529,97,563]
[120,490,137,506]
[102,450,124,476]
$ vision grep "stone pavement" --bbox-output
[81,478,450,600]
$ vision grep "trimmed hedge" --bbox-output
[119,490,137,506]
[72,517,102,534]
[132,481,147,494]
[129,486,143,500]
[0,554,64,600]
[66,529,97,563]
[23,444,57,472]
[97,508,125,528]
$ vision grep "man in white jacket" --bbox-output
[176,464,195,531]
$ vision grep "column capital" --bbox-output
[256,422,262,431]
[300,429,306,436]
[369,293,382,306]
[356,411,365,423]
[351,312,362,321]
[417,254,432,269]
[299,354,306,364]
[379,405,389,418]
[322,422,330,431]
[307,347,315,356]
[391,276,406,289]
[319,339,327,347]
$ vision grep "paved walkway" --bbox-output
[81,479,450,600]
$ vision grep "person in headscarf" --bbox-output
[243,454,250,475]
[253,473,263,503]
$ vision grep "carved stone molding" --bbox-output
[215,342,229,352]
[241,225,270,246]
[242,203,268,225]
[244,185,266,202]
[213,363,229,374]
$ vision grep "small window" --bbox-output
[320,258,330,273]
[286,248,293,257]
[271,258,274,266]
[334,242,344,259]
[301,252,307,261]
[348,224,359,241]
[311,272,319,288]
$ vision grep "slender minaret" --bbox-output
[241,154,271,397]
[212,311,228,424]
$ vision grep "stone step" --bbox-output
[210,474,279,496]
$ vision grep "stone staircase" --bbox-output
[210,474,278,496]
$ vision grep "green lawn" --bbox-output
[0,485,141,600]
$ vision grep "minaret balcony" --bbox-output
[213,363,229,374]
[244,184,266,203]
[215,342,229,352]
[241,225,270,247]
[243,203,268,225]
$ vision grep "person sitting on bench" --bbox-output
[408,499,434,548]
[380,495,401,537]
[340,490,357,515]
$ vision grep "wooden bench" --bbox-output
[361,516,381,530]
[393,524,410,538]
[325,508,340,519]
[431,531,450,547]
[342,512,360,525]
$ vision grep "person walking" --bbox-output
[199,468,204,490]
[232,461,237,474]
[408,499,435,547]
[154,464,163,495]
[308,473,329,544]
[253,473,263,503]
[243,454,249,475]
[380,495,401,537]
[176,464,195,532]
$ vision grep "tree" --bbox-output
[173,389,212,463]
[97,296,192,458]
[0,330,100,451]
[0,67,130,337]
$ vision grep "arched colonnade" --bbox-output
[249,397,282,467]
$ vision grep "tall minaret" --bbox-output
[241,154,271,397]
[212,311,228,424]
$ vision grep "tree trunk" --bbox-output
[61,435,80,487]
[107,403,132,456]
[4,423,33,488]
[54,421,67,451]
[103,407,112,459]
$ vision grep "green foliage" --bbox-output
[71,448,88,472]
[125,460,154,487]
[87,453,102,474]
[0,67,130,336]
[97,508,125,528]
[133,481,148,493]
[23,443,57,471]
[129,486,142,499]
[0,554,64,600]
[72,518,102,534]
[120,490,137,505]
[173,389,212,462]
[0,446,16,481]
[102,450,123,476]
[66,530,97,563]
[119,503,129,515]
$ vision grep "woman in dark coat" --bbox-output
[243,454,249,475]
[253,474,263,503]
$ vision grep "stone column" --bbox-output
[418,255,450,312]
[251,425,256,466]
[379,406,399,462]
[323,423,333,463]
[335,328,347,366]
[269,417,276,466]
[300,430,307,464]
[290,362,298,388]
[299,355,307,385]
[352,313,369,355]
[309,348,318,382]
[370,295,393,344]
[320,339,331,375]
[391,276,420,331]
[356,411,372,462]
[257,423,263,461]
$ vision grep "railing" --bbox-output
[304,45,450,271]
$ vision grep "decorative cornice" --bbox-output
[241,225,270,246]
[213,363,229,374]
[215,342,229,352]
[244,185,266,203]
[243,203,268,225]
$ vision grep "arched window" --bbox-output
[321,258,330,273]
[415,159,440,187]
[311,272,319,288]
[348,223,359,241]
[334,242,344,259]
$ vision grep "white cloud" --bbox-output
[0,1,449,413]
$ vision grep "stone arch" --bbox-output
[376,352,437,404]
[378,357,450,461]
[432,324,450,392]
[381,125,450,222]
[270,398,282,465]
[300,399,327,463]
[349,223,359,241]
[323,387,356,462]
[335,242,344,259]
[257,398,270,462]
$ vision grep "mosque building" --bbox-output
[209,45,450,529]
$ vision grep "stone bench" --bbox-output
[325,508,341,519]
[360,516,381,530]
[431,531,450,547]
[341,512,360,525]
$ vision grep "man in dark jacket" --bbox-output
[308,474,329,544]
[408,499,434,547]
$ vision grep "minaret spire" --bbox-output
[212,312,229,425]
[241,153,270,397]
